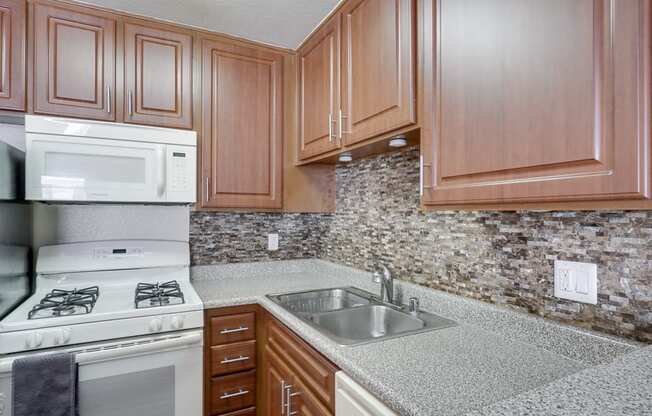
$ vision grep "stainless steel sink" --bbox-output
[267,287,457,345]
[273,288,370,314]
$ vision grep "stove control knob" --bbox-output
[149,318,163,333]
[25,332,43,349]
[53,328,72,345]
[170,316,184,330]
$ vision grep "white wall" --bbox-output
[32,204,190,247]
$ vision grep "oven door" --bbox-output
[25,134,167,203]
[0,330,203,416]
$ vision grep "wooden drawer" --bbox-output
[266,316,338,412]
[218,407,256,416]
[210,313,256,345]
[210,370,256,415]
[210,340,257,376]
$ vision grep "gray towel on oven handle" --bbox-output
[11,352,76,416]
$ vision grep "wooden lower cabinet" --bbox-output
[205,306,338,416]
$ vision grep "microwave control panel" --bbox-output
[166,145,197,202]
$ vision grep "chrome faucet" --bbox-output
[372,265,395,305]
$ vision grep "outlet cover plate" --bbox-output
[554,260,597,304]
[267,233,279,251]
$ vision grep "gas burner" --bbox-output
[135,281,185,309]
[28,286,100,319]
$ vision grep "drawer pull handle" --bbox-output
[219,326,249,334]
[219,388,249,400]
[220,355,250,364]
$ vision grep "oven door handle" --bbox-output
[0,332,202,374]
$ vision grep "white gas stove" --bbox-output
[0,240,204,416]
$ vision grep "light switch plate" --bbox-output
[267,233,279,251]
[554,260,597,304]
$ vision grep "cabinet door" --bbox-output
[298,16,341,160]
[340,0,416,146]
[0,0,25,111]
[262,346,292,416]
[33,4,116,120]
[421,0,651,205]
[201,39,283,209]
[124,22,192,129]
[291,375,332,416]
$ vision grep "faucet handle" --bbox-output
[408,297,419,315]
[372,270,382,283]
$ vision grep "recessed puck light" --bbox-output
[338,152,353,162]
[388,136,407,148]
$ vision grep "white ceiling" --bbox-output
[79,0,341,49]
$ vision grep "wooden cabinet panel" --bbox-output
[209,370,256,415]
[298,16,341,159]
[421,0,651,205]
[340,0,416,146]
[262,345,291,416]
[210,340,257,376]
[210,312,256,345]
[0,0,25,111]
[265,313,338,413]
[33,3,116,120]
[124,22,192,128]
[201,38,283,209]
[218,408,256,416]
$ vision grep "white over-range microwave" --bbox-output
[25,115,197,203]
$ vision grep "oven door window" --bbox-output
[78,366,174,416]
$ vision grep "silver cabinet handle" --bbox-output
[285,384,300,416]
[419,155,424,197]
[220,355,249,364]
[204,177,209,202]
[128,90,134,115]
[328,112,333,143]
[106,85,111,114]
[219,326,248,334]
[219,388,249,400]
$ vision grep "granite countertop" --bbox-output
[191,259,648,416]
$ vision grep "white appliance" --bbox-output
[25,115,197,203]
[335,371,398,416]
[0,240,204,416]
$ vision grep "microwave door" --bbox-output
[26,135,166,203]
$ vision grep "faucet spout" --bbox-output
[372,264,395,305]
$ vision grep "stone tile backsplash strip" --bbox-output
[190,212,331,265]
[322,147,652,343]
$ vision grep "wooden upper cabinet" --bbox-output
[33,3,116,120]
[123,22,192,129]
[340,0,416,146]
[201,39,283,209]
[298,16,341,160]
[421,0,651,205]
[0,0,25,111]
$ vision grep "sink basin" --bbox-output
[310,305,424,340]
[267,287,457,346]
[272,288,370,314]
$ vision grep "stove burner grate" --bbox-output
[28,286,100,319]
[135,280,185,309]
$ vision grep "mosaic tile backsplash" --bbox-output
[190,212,331,265]
[190,146,652,342]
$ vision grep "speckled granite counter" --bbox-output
[191,260,645,416]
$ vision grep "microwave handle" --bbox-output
[0,332,202,374]
[157,147,167,198]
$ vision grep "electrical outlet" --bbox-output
[554,260,597,304]
[267,233,279,251]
